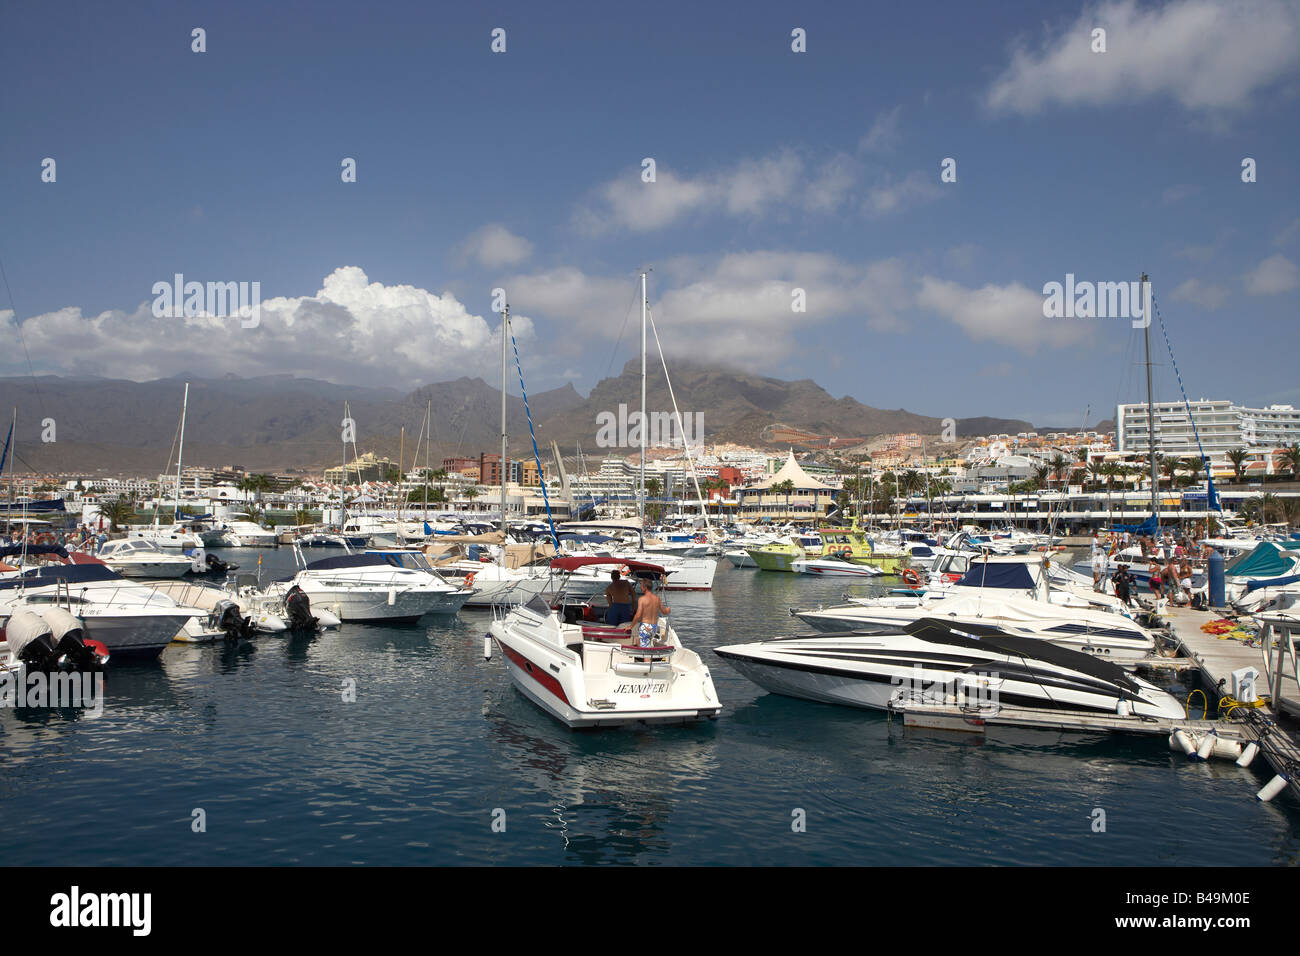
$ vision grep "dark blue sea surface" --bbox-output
[3,547,1298,866]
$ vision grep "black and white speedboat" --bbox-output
[715,618,1184,719]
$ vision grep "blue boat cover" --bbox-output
[1226,542,1296,579]
[0,543,69,560]
[0,562,123,588]
[1244,573,1300,593]
[955,562,1037,590]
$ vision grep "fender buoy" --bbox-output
[902,568,922,587]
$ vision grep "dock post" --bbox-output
[1208,548,1225,609]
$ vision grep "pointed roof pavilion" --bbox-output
[749,450,834,491]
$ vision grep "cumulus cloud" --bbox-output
[1170,277,1229,310]
[1,266,529,388]
[458,224,533,268]
[986,0,1300,114]
[1244,254,1299,295]
[916,276,1088,352]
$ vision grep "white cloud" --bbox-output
[1,266,528,388]
[986,0,1300,114]
[1244,253,1299,295]
[1170,277,1229,310]
[864,170,943,217]
[916,276,1088,352]
[859,106,902,153]
[458,224,533,268]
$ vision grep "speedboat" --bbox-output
[793,555,1155,664]
[263,549,471,622]
[792,554,884,577]
[94,538,194,579]
[487,556,721,728]
[715,617,1184,719]
[126,522,205,550]
[0,557,204,658]
[2,606,110,675]
[214,514,279,548]
[434,560,551,607]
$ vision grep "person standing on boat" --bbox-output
[624,574,670,646]
[1114,564,1133,606]
[604,570,635,627]
[1091,534,1107,591]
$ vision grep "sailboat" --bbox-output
[128,383,205,550]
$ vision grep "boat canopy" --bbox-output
[0,562,123,588]
[1226,542,1296,579]
[1244,572,1300,593]
[0,543,69,560]
[0,498,67,512]
[303,553,395,572]
[953,561,1036,591]
[1107,513,1158,535]
[550,556,666,574]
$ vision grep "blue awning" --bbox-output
[955,562,1037,590]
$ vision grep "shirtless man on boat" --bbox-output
[622,574,670,646]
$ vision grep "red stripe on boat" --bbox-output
[500,644,571,705]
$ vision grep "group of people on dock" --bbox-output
[1,524,107,552]
[1091,529,1204,607]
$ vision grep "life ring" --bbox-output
[617,564,631,578]
[902,568,922,587]
[464,572,476,588]
[694,534,707,544]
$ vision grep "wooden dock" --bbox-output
[1160,606,1300,717]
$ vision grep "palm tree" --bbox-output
[464,487,479,509]
[1049,453,1069,490]
[294,508,313,527]
[1227,448,1248,484]
[1184,456,1204,489]
[773,479,796,518]
[1032,465,1050,491]
[99,496,136,531]
[1086,460,1103,492]
[1281,444,1300,480]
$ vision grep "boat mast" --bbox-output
[424,400,431,523]
[174,382,189,524]
[1142,273,1158,529]
[639,270,647,547]
[340,400,349,531]
[5,408,14,536]
[397,424,405,530]
[500,303,509,564]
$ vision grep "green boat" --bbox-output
[746,539,807,572]
[818,520,907,574]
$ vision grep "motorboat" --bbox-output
[434,560,551,608]
[793,555,1156,664]
[0,556,204,658]
[147,578,294,641]
[93,538,193,579]
[487,556,721,728]
[715,617,1184,718]
[262,548,471,622]
[126,522,205,550]
[1,606,110,675]
[214,514,279,548]
[792,554,884,577]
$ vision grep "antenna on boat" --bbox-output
[175,382,189,525]
[1141,273,1158,532]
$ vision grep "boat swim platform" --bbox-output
[887,698,1240,740]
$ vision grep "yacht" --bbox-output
[94,538,193,579]
[264,549,472,622]
[487,556,721,728]
[215,514,279,548]
[0,560,204,658]
[793,555,1156,664]
[714,618,1184,719]
[792,554,884,577]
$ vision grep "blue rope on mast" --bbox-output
[1151,289,1220,513]
[508,326,560,550]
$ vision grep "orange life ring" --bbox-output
[464,572,476,588]
[902,568,922,587]
[617,564,631,578]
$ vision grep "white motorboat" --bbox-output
[792,555,884,577]
[487,556,721,728]
[94,538,193,579]
[0,559,204,658]
[794,555,1156,664]
[215,514,279,548]
[434,560,551,607]
[146,579,292,640]
[715,617,1184,718]
[126,522,205,550]
[265,549,471,622]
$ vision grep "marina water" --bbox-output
[3,548,1298,866]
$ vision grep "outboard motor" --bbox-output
[284,585,318,631]
[205,553,235,574]
[7,608,108,672]
[214,599,255,641]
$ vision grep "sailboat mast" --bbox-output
[500,303,509,559]
[1142,273,1158,528]
[6,408,14,536]
[174,382,189,523]
[639,271,647,542]
[340,400,349,531]
[424,401,430,522]
[398,425,405,528]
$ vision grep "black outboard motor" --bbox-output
[8,608,109,672]
[205,553,238,574]
[214,599,255,641]
[284,585,318,631]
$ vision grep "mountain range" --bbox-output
[0,363,1072,475]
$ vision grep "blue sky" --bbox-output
[1,0,1297,427]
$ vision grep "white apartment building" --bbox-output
[1116,400,1242,460]
[1236,404,1300,448]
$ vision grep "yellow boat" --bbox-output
[817,520,906,574]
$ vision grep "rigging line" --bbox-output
[603,278,641,381]
[508,324,560,550]
[644,305,711,532]
[0,254,47,418]
[1152,289,1219,507]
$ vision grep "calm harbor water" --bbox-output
[3,547,1299,866]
